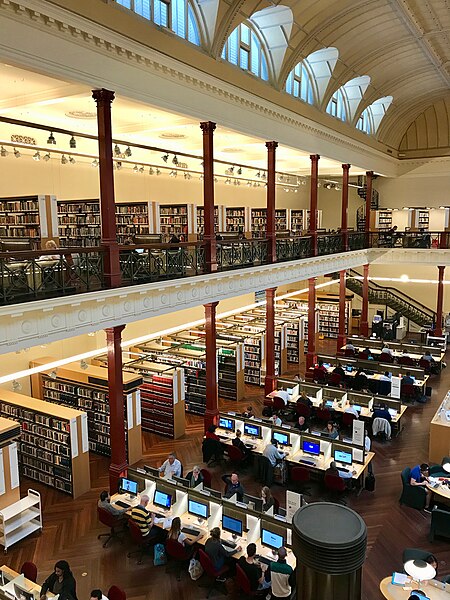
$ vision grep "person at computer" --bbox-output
[263,441,287,467]
[294,415,309,433]
[373,402,392,422]
[270,547,295,600]
[381,344,393,357]
[401,349,411,359]
[297,391,313,408]
[261,486,275,512]
[168,516,202,546]
[353,369,368,391]
[238,543,271,592]
[379,371,392,382]
[232,429,250,457]
[40,560,77,600]
[90,589,107,600]
[410,463,432,513]
[421,350,439,374]
[159,452,182,479]
[323,421,339,440]
[332,363,346,380]
[271,413,282,427]
[360,347,372,359]
[345,341,356,353]
[326,461,357,482]
[97,490,128,518]
[272,389,290,406]
[316,360,328,374]
[345,399,359,418]
[222,472,245,501]
[242,405,255,419]
[185,465,204,487]
[205,527,241,576]
[130,494,162,542]
[402,371,415,385]
[205,424,220,441]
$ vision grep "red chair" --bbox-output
[304,370,315,382]
[20,562,37,583]
[290,466,311,495]
[295,403,311,419]
[358,351,370,360]
[399,356,414,366]
[324,472,347,504]
[198,548,229,598]
[107,586,126,600]
[419,359,431,374]
[127,519,154,564]
[226,444,248,467]
[235,564,262,597]
[201,468,212,488]
[316,408,331,424]
[328,373,342,387]
[97,506,124,548]
[272,396,286,413]
[342,412,356,430]
[313,369,327,383]
[344,348,356,357]
[273,497,280,514]
[379,353,394,363]
[401,383,416,402]
[165,538,193,580]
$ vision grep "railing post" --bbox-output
[105,325,127,492]
[310,155,320,256]
[306,277,317,369]
[435,266,445,336]
[264,287,277,395]
[337,270,347,352]
[341,164,350,251]
[266,141,278,263]
[200,121,217,273]
[204,301,219,431]
[92,88,121,288]
[439,231,447,249]
[365,171,374,244]
[360,264,370,337]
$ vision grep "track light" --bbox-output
[184,172,192,180]
[133,165,139,173]
[47,132,56,145]
[61,154,68,165]
[256,171,261,178]
[169,170,177,178]
[156,168,161,175]
[162,153,169,162]
[301,179,306,185]
[69,136,76,149]
[149,167,154,175]
[247,181,252,187]
[261,172,266,180]
[225,178,231,185]
[1,146,8,157]
[114,144,121,156]
[80,360,88,370]
[125,146,132,157]
[172,154,178,166]
[13,148,21,158]
[33,151,41,161]
[138,166,144,174]
[199,174,204,180]
[335,184,341,191]
[91,159,98,167]
[69,156,76,164]
[43,152,51,162]
[116,161,122,170]
[49,369,57,379]
[237,167,242,175]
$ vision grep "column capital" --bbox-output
[204,301,219,309]
[310,154,320,162]
[438,265,446,273]
[105,324,126,337]
[366,170,374,177]
[266,287,277,296]
[342,163,351,171]
[92,88,115,104]
[200,121,217,134]
[265,141,278,150]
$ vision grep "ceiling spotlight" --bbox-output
[133,165,139,173]
[172,154,179,165]
[214,177,218,183]
[33,151,41,161]
[114,144,121,156]
[183,172,192,180]
[47,132,56,145]
[247,181,252,187]
[91,159,99,167]
[125,146,132,157]
[138,166,144,174]
[0,146,8,157]
[156,168,161,175]
[69,155,76,164]
[116,161,122,170]
[80,359,89,370]
[199,174,204,180]
[162,153,169,162]
[61,154,68,165]
[69,136,76,149]
[12,380,22,392]
[237,167,242,175]
[13,148,21,158]
[261,172,266,180]
[149,167,154,175]
[279,174,284,182]
[169,170,177,178]
[317,181,322,187]
[301,179,306,185]
[253,182,258,188]
[225,178,231,185]
[43,152,51,162]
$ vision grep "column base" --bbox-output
[264,374,277,397]
[109,461,128,493]
[337,334,347,353]
[204,407,219,433]
[306,351,316,370]
[360,322,369,337]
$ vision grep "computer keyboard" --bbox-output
[115,500,131,508]
[299,458,316,467]
[153,513,165,519]
[181,526,201,536]
[218,434,229,441]
[337,467,350,473]
[221,538,237,549]
[255,556,271,566]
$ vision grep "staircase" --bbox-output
[356,175,379,231]
[345,269,436,327]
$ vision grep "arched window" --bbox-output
[221,22,269,81]
[326,76,370,122]
[285,47,338,106]
[357,96,393,134]
[115,0,202,46]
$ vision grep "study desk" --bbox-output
[427,480,450,502]
[0,565,53,598]
[380,576,449,599]
[341,345,444,365]
[320,365,429,394]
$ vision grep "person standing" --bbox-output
[263,441,287,467]
[270,547,295,600]
[159,452,182,478]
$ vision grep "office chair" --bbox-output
[399,467,427,510]
[295,403,311,419]
[328,372,342,386]
[324,473,347,504]
[165,539,194,580]
[402,548,432,565]
[272,396,292,420]
[344,349,356,357]
[226,444,246,466]
[399,356,414,366]
[97,506,125,548]
[315,408,332,424]
[290,466,311,495]
[379,353,394,363]
[127,519,155,564]
[418,359,432,374]
[429,507,450,542]
[342,412,357,431]
[377,380,391,396]
[200,468,212,488]
[313,369,327,383]
[400,383,416,403]
[198,548,229,598]
[235,564,265,597]
[20,562,37,583]
[107,586,126,600]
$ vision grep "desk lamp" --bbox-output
[404,559,436,591]
[442,458,450,473]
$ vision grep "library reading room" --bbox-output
[0,1,450,599]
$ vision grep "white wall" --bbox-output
[376,171,450,210]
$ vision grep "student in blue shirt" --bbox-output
[402,371,415,385]
[410,463,432,513]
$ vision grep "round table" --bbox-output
[427,480,450,501]
[380,576,448,599]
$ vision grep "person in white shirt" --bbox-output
[263,442,287,467]
[271,414,282,427]
[168,516,200,546]
[273,389,290,406]
[365,434,371,452]
[379,371,392,381]
[344,399,359,418]
[346,341,356,351]
[381,344,393,356]
[159,452,182,479]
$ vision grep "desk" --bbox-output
[0,565,53,597]
[321,365,429,394]
[380,576,449,599]
[427,480,450,502]
[429,396,450,464]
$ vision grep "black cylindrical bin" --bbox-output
[292,502,367,600]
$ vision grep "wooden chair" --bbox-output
[399,356,414,366]
[97,506,124,548]
[198,548,229,598]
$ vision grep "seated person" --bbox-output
[297,391,313,408]
[261,486,275,512]
[97,490,127,518]
[238,543,271,592]
[421,351,439,373]
[130,495,164,542]
[402,371,415,385]
[326,460,356,483]
[263,441,287,467]
[271,414,282,427]
[270,547,295,600]
[345,342,356,352]
[205,527,241,575]
[185,465,204,488]
[333,363,346,379]
[159,452,182,479]
[222,472,245,501]
[316,361,328,373]
[360,347,372,358]
[379,371,392,382]
[381,344,393,356]
[168,516,201,546]
[345,399,359,418]
[410,463,432,512]
[41,239,60,260]
[242,405,255,419]
[401,350,411,358]
[353,369,368,391]
[373,402,392,422]
[323,420,339,440]
[272,389,290,406]
[205,424,220,441]
[421,351,434,362]
[232,429,250,457]
[294,416,309,433]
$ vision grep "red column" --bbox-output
[365,171,374,239]
[435,266,445,336]
[337,270,347,351]
[105,325,127,492]
[200,122,217,273]
[264,288,277,395]
[309,155,320,256]
[341,164,350,251]
[204,302,219,432]
[306,277,317,369]
[266,142,278,263]
[92,89,121,288]
[360,264,370,337]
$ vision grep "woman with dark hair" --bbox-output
[40,561,77,600]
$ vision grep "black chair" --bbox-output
[430,506,450,542]
[255,454,273,487]
[399,467,427,510]
[378,381,391,396]
[402,548,430,564]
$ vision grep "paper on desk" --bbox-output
[153,516,172,528]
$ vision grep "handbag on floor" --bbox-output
[189,558,204,580]
[365,473,376,492]
[153,543,167,566]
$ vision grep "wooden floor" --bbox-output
[3,338,450,600]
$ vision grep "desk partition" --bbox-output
[317,354,425,379]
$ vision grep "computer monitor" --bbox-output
[188,498,209,519]
[173,475,190,488]
[202,486,222,499]
[323,363,331,369]
[302,440,320,456]
[325,400,334,408]
[346,366,353,373]
[144,465,160,478]
[243,494,264,512]
[14,585,34,600]
[244,422,262,438]
[222,514,243,536]
[261,528,284,551]
[118,477,138,497]
[153,489,172,509]
[353,404,361,413]
[334,449,353,465]
[273,431,289,446]
[286,387,293,395]
[218,416,235,432]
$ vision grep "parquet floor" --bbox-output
[2,338,450,600]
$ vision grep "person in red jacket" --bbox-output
[205,424,220,441]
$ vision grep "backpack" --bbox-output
[365,473,375,492]
[153,543,167,566]
[189,558,204,580]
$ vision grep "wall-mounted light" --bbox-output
[162,153,169,163]
[237,167,242,175]
[133,165,139,173]
[47,132,56,145]
[69,156,76,165]
[114,144,121,157]
[138,166,144,174]
[69,136,76,149]
[116,161,122,170]
[149,167,154,175]
[91,159,98,167]
[0,146,8,157]
[49,369,57,379]
[80,359,88,370]
[172,154,179,166]
[12,380,22,392]
[156,168,161,176]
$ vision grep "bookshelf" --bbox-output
[57,199,101,247]
[249,208,290,238]
[196,205,224,237]
[283,299,350,340]
[0,418,21,511]
[414,209,430,231]
[153,203,196,241]
[115,201,153,243]
[375,209,392,231]
[30,358,143,465]
[0,390,90,498]
[290,209,322,233]
[0,195,54,246]
[225,207,248,234]
[0,489,42,551]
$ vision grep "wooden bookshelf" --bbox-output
[0,418,21,510]
[196,205,224,237]
[375,209,392,231]
[115,201,153,243]
[0,390,90,498]
[153,203,196,241]
[413,208,430,231]
[290,209,323,233]
[0,195,55,247]
[225,207,249,235]
[57,199,101,247]
[30,358,143,466]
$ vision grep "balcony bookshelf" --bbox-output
[0,195,55,247]
[225,207,249,234]
[153,203,196,241]
[196,205,225,237]
[290,209,322,233]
